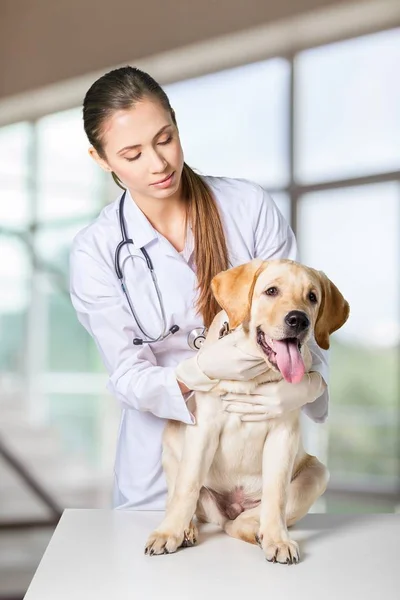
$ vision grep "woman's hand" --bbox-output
[175,329,268,392]
[222,372,326,421]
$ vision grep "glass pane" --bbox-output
[0,236,31,312]
[0,236,30,373]
[298,182,400,487]
[37,107,97,183]
[0,183,30,228]
[0,122,31,179]
[47,394,101,464]
[46,288,105,373]
[36,224,105,373]
[36,221,103,372]
[36,186,104,223]
[166,58,289,187]
[295,29,400,183]
[36,223,88,272]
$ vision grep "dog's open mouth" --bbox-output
[257,327,305,384]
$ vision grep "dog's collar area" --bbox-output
[218,321,231,339]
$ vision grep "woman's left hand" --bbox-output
[221,372,326,421]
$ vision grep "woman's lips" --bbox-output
[151,172,174,188]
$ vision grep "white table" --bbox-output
[24,510,399,599]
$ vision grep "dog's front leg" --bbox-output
[145,393,222,555]
[257,417,301,565]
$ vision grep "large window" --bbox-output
[298,183,400,499]
[168,58,290,188]
[295,28,400,182]
[1,27,399,510]
[0,113,109,469]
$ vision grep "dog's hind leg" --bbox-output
[224,454,329,548]
[224,506,261,545]
[286,454,330,528]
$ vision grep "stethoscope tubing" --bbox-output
[114,191,206,349]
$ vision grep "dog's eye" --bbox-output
[308,292,318,303]
[265,287,278,296]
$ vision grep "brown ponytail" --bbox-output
[181,164,229,328]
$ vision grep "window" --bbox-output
[295,29,400,183]
[0,110,108,467]
[294,29,400,510]
[0,123,32,229]
[1,26,398,510]
[0,236,30,374]
[298,182,400,492]
[166,58,290,188]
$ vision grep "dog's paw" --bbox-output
[181,522,198,547]
[144,530,183,555]
[144,523,198,556]
[257,533,300,565]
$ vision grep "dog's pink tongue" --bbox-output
[274,339,305,383]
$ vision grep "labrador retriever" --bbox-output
[145,258,349,564]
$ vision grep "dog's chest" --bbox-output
[206,416,271,491]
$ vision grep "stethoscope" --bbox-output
[115,190,207,350]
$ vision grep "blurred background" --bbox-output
[0,0,399,597]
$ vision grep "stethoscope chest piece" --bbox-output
[187,327,207,351]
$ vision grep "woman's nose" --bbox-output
[149,149,167,172]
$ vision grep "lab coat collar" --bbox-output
[121,189,158,249]
[121,189,195,261]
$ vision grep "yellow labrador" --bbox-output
[145,259,349,564]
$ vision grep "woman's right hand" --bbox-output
[175,329,268,392]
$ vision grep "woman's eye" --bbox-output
[158,136,172,146]
[126,154,141,162]
[308,292,317,303]
[265,287,278,296]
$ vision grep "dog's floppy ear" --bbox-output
[211,259,266,329]
[314,271,350,350]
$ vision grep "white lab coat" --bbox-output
[69,175,329,510]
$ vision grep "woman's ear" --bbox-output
[88,146,111,172]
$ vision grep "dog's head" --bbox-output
[211,258,349,384]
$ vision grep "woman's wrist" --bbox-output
[175,355,219,392]
[177,380,191,395]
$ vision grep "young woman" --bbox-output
[70,66,328,509]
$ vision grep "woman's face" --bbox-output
[90,98,184,201]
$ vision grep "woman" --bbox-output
[70,66,329,510]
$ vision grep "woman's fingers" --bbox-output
[222,401,267,414]
[221,393,265,405]
[221,400,277,420]
[240,413,272,422]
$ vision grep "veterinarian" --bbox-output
[70,66,329,510]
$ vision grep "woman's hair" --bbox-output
[83,66,229,327]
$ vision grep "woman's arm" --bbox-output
[69,239,194,424]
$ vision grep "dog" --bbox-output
[145,258,349,564]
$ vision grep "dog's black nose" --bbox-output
[285,310,310,334]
